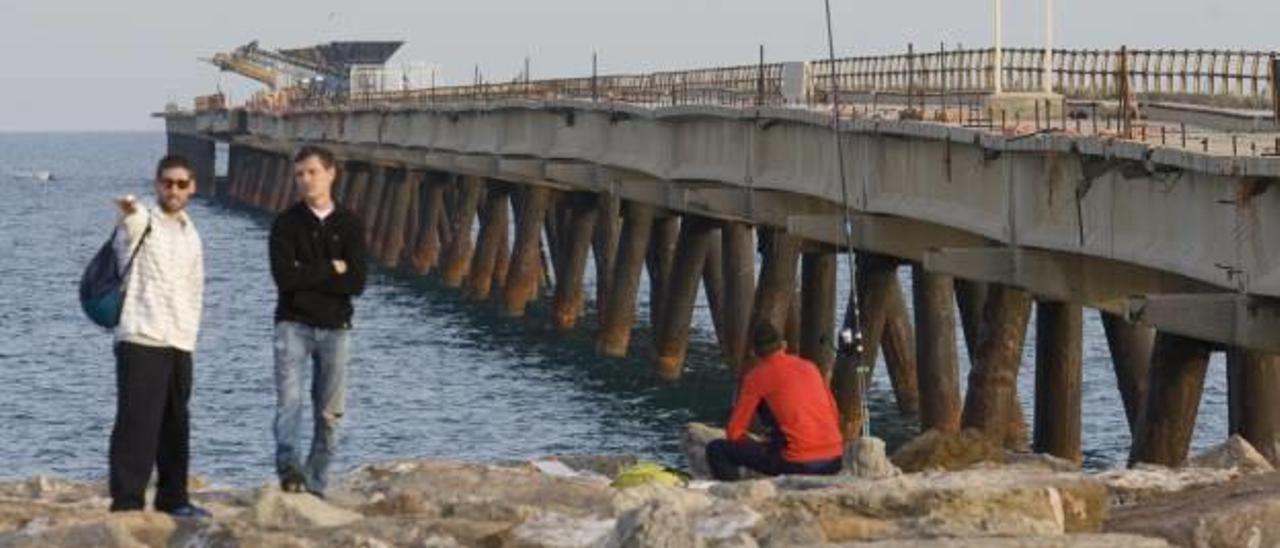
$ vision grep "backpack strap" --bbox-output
[120,217,153,278]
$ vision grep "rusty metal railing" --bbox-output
[242,46,1279,118]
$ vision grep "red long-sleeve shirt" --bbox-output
[726,350,844,463]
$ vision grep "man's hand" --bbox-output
[332,260,348,275]
[115,194,138,217]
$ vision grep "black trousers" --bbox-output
[706,438,842,481]
[109,342,192,511]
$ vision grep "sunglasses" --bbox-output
[158,177,192,190]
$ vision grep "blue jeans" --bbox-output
[273,321,351,493]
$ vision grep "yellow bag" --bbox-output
[610,462,691,489]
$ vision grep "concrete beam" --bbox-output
[923,247,1213,312]
[1124,294,1280,353]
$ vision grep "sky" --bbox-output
[1,0,1276,131]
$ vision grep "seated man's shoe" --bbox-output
[280,469,306,493]
[161,503,212,519]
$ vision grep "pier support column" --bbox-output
[647,215,680,334]
[551,194,600,331]
[592,193,622,322]
[961,284,1033,446]
[502,185,553,317]
[440,176,485,288]
[912,266,962,433]
[883,279,920,416]
[345,167,371,223]
[1101,312,1155,436]
[957,278,1028,448]
[654,217,714,379]
[465,183,510,302]
[833,252,895,440]
[800,249,837,378]
[719,222,755,372]
[379,170,415,268]
[749,228,800,354]
[226,145,245,203]
[361,166,389,251]
[274,155,296,212]
[702,229,726,346]
[597,201,656,358]
[1228,350,1280,465]
[1130,332,1212,467]
[252,151,272,208]
[410,173,447,275]
[1033,300,1084,464]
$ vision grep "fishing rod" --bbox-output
[822,0,870,439]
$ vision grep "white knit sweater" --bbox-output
[113,205,204,352]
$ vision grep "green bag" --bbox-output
[610,462,691,489]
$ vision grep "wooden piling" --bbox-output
[597,201,656,357]
[882,278,920,416]
[1101,311,1155,436]
[1033,300,1084,463]
[720,222,755,372]
[1130,332,1212,466]
[702,228,726,345]
[1227,350,1280,465]
[550,194,600,330]
[800,250,837,377]
[960,284,1033,446]
[465,183,511,301]
[439,175,485,288]
[410,173,447,275]
[646,215,680,334]
[501,185,553,317]
[592,193,622,322]
[380,170,416,268]
[833,252,895,439]
[654,216,714,379]
[749,228,801,345]
[912,266,962,433]
[364,166,394,260]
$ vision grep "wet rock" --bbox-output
[843,437,902,479]
[1107,472,1280,548]
[889,429,1004,473]
[1189,435,1275,474]
[247,485,363,529]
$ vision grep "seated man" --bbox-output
[706,322,844,480]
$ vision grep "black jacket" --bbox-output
[269,202,367,329]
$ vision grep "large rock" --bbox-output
[890,429,1004,473]
[838,534,1170,547]
[1095,464,1244,507]
[0,511,179,548]
[1107,472,1280,548]
[247,485,364,529]
[512,513,617,547]
[1189,435,1275,474]
[684,423,725,479]
[775,467,1110,543]
[608,499,697,548]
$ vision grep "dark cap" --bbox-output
[751,321,785,357]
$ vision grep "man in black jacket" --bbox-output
[269,145,366,497]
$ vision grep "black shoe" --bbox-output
[280,469,306,493]
[162,503,212,519]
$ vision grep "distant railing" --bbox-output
[242,46,1279,116]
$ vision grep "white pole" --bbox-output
[994,0,1003,94]
[1044,0,1054,93]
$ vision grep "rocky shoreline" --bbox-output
[2,425,1277,547]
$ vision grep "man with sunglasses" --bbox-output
[109,154,208,517]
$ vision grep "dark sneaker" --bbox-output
[280,469,306,493]
[162,503,212,519]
